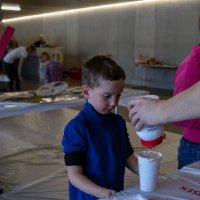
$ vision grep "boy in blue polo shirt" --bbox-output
[62,55,138,200]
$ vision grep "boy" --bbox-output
[62,55,138,200]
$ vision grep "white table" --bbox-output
[99,161,200,200]
[0,88,149,118]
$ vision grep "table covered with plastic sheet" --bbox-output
[99,161,200,200]
[0,88,149,118]
[1,157,199,200]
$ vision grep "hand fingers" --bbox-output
[129,111,145,131]
[127,99,138,110]
[128,105,137,120]
[127,99,146,130]
[134,120,144,131]
[130,112,139,127]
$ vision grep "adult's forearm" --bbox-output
[161,81,200,123]
[127,81,200,130]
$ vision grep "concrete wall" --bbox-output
[6,0,200,88]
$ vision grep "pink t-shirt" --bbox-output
[173,45,200,143]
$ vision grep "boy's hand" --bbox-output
[103,189,116,199]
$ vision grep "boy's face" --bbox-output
[82,79,125,114]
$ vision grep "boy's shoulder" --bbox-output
[65,111,87,128]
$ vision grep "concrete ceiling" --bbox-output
[0,0,136,20]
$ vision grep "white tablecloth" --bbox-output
[1,159,199,200]
[99,161,200,200]
[0,88,149,118]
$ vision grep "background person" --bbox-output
[34,34,46,47]
[38,51,49,85]
[46,51,63,83]
[2,45,35,91]
[62,55,138,200]
[6,36,19,53]
[0,37,18,72]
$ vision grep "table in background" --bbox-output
[132,64,178,90]
[0,87,149,118]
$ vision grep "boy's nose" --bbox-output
[110,96,118,107]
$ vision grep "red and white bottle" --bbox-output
[135,95,166,148]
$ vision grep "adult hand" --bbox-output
[127,97,162,130]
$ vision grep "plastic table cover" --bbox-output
[99,161,200,200]
[0,88,149,118]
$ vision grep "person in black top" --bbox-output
[34,34,46,47]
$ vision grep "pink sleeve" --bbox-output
[173,119,200,129]
[173,52,200,129]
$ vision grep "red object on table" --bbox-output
[69,67,82,80]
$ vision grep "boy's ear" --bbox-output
[82,85,90,99]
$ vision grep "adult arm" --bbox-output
[127,81,200,130]
[67,166,115,198]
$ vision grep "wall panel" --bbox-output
[7,0,200,88]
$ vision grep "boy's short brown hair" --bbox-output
[82,55,125,89]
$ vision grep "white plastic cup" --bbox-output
[138,150,162,192]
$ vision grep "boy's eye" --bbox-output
[103,94,121,99]
[103,95,111,99]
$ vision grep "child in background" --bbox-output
[62,55,138,200]
[38,51,49,85]
[46,51,63,83]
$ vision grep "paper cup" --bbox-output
[138,150,162,192]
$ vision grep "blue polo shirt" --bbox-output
[62,102,134,200]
